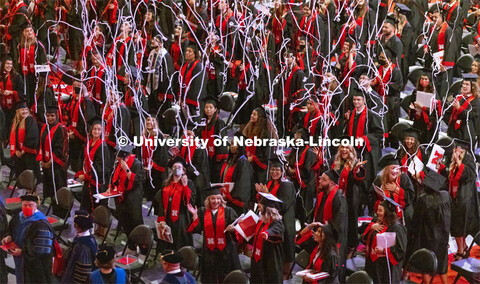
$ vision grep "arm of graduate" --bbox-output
[186,207,205,234]
[364,112,384,150]
[124,159,146,192]
[384,224,407,266]
[265,220,285,243]
[227,159,252,208]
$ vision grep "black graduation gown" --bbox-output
[179,60,205,123]
[153,180,196,250]
[267,179,296,263]
[444,94,480,149]
[142,136,169,202]
[12,116,40,179]
[375,35,403,71]
[80,140,112,212]
[221,156,253,215]
[38,122,68,198]
[408,90,440,144]
[180,146,210,207]
[20,41,47,107]
[249,220,285,284]
[5,4,28,67]
[62,235,98,283]
[103,103,131,156]
[446,154,480,237]
[186,206,240,283]
[111,155,145,235]
[411,189,451,274]
[363,220,407,284]
[276,67,305,136]
[197,115,228,183]
[305,246,340,284]
[206,46,226,98]
[344,108,383,189]
[398,22,415,84]
[287,145,316,223]
[88,66,107,115]
[66,1,85,61]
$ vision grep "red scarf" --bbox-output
[111,154,136,201]
[348,107,367,138]
[449,164,464,199]
[449,95,475,130]
[253,221,271,262]
[267,180,281,196]
[314,186,338,223]
[20,44,35,75]
[161,182,191,223]
[204,207,226,251]
[284,66,300,105]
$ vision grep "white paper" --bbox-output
[234,210,259,241]
[408,156,424,176]
[426,144,445,172]
[93,192,122,200]
[416,91,434,111]
[469,44,480,57]
[257,192,283,203]
[373,184,385,198]
[295,270,329,280]
[376,232,396,250]
[155,221,173,243]
[211,183,235,192]
[433,51,444,71]
[35,64,51,73]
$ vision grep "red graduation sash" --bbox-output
[436,22,448,51]
[20,44,35,75]
[253,221,271,262]
[449,164,464,199]
[449,95,475,130]
[221,162,236,182]
[0,74,16,109]
[284,66,300,105]
[348,107,367,138]
[37,123,65,167]
[267,180,281,196]
[204,207,226,251]
[304,110,320,136]
[314,186,338,223]
[202,116,217,158]
[307,245,324,271]
[161,182,191,223]
[180,60,200,105]
[83,139,103,187]
[111,154,136,201]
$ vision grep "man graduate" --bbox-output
[344,89,383,188]
[109,143,145,235]
[2,195,54,283]
[37,106,68,200]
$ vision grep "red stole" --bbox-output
[0,74,15,109]
[284,66,300,105]
[348,107,367,138]
[216,11,233,34]
[221,162,236,182]
[142,134,155,168]
[83,139,102,186]
[180,60,200,104]
[204,207,226,251]
[294,146,309,188]
[161,182,191,223]
[376,64,395,98]
[445,2,459,22]
[333,162,350,195]
[111,154,136,201]
[20,44,35,75]
[304,110,320,136]
[449,164,464,199]
[9,121,25,156]
[365,223,388,262]
[202,116,217,158]
[37,123,61,165]
[272,16,286,45]
[436,22,448,51]
[171,42,181,70]
[307,246,324,271]
[253,221,271,262]
[90,66,105,102]
[400,151,422,173]
[314,186,338,223]
[180,142,197,164]
[267,180,281,196]
[449,95,475,130]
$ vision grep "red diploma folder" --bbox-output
[0,242,19,252]
[116,256,137,265]
[6,197,21,204]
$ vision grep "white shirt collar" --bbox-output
[356,105,366,114]
[77,230,91,237]
[167,269,182,274]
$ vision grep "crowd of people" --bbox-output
[0,0,480,283]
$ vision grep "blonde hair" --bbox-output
[204,195,227,209]
[260,207,282,223]
[143,116,160,137]
[450,150,466,171]
[164,164,186,186]
[381,165,397,186]
[333,145,357,171]
[11,108,31,131]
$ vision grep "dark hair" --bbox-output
[1,56,17,75]
[315,226,338,260]
[379,200,398,226]
[414,76,434,93]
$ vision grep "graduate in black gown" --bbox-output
[255,157,296,279]
[37,106,68,200]
[108,143,145,235]
[220,132,253,215]
[154,157,195,251]
[76,121,112,212]
[186,186,240,283]
[62,210,98,284]
[228,193,284,284]
[442,140,480,260]
[3,195,54,284]
[411,171,450,284]
[296,223,340,283]
[363,198,407,284]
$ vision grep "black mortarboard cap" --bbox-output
[381,196,401,212]
[384,14,397,26]
[161,249,183,263]
[423,170,446,192]
[74,210,94,230]
[258,192,283,210]
[202,95,218,108]
[295,125,309,141]
[462,73,478,81]
[324,169,340,184]
[383,45,397,61]
[205,185,222,197]
[115,143,134,157]
[395,3,411,16]
[400,94,414,113]
[168,156,187,168]
[219,93,235,112]
[16,100,27,110]
[402,127,421,140]
[254,106,267,118]
[20,195,39,203]
[269,156,284,169]
[163,107,178,127]
[436,136,454,156]
[46,105,59,114]
[96,246,116,263]
[378,152,400,169]
[321,223,339,243]
[454,139,470,150]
